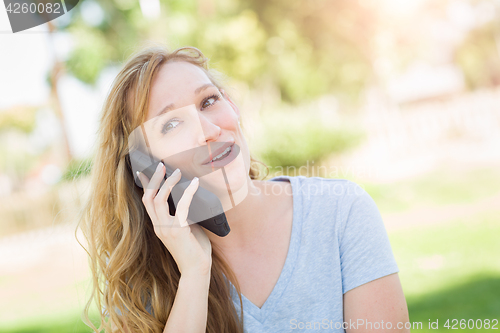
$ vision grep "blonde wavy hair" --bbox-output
[77,44,268,332]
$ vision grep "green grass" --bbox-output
[61,157,93,182]
[390,210,500,297]
[389,211,500,332]
[1,315,99,333]
[361,165,500,213]
[0,307,101,333]
[406,274,500,331]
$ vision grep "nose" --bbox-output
[198,113,221,145]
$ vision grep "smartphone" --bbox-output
[128,149,230,237]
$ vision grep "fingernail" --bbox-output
[136,171,141,178]
[192,177,199,184]
[156,162,164,172]
[172,168,180,177]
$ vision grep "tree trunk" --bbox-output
[47,20,72,165]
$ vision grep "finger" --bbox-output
[155,168,182,228]
[136,171,147,191]
[137,171,159,223]
[155,168,181,207]
[174,177,199,228]
[143,162,165,203]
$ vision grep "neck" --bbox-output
[205,177,281,253]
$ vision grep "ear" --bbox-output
[221,89,240,118]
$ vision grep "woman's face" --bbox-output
[139,60,250,198]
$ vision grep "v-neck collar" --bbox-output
[226,175,301,323]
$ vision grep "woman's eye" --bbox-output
[201,94,220,110]
[162,120,181,134]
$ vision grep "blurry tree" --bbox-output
[245,0,376,103]
[455,21,500,89]
[48,21,73,164]
[60,0,500,104]
[254,116,364,169]
[55,0,381,174]
[59,0,142,85]
[59,0,379,104]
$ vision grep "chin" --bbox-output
[199,151,249,195]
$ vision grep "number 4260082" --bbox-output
[444,319,498,330]
[6,2,62,14]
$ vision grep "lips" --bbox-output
[202,141,235,165]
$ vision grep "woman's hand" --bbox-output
[137,162,212,277]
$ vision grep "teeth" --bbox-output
[210,146,231,162]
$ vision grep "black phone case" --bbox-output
[129,150,230,237]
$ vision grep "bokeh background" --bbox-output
[1,0,499,331]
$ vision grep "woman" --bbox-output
[79,44,410,333]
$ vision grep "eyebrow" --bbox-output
[152,83,216,124]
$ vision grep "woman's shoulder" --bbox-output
[268,175,372,232]
[269,175,365,199]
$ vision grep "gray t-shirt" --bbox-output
[109,176,399,331]
[226,175,399,332]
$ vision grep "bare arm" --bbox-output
[343,273,411,333]
[163,271,211,333]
